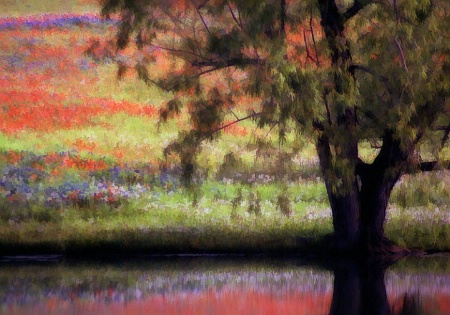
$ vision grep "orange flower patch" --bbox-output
[44,152,64,165]
[5,150,24,164]
[50,154,108,172]
[112,149,125,161]
[72,139,97,152]
[0,91,157,134]
[77,158,108,171]
[66,155,108,171]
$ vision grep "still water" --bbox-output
[0,255,449,315]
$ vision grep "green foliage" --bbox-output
[97,0,450,249]
[207,29,245,61]
[99,0,449,187]
[159,98,182,122]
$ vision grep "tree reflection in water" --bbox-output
[330,257,441,315]
[0,256,448,315]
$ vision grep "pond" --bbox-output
[0,255,449,315]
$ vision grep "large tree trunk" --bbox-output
[328,184,361,252]
[317,134,361,252]
[319,130,413,255]
[358,131,412,254]
[359,167,398,253]
[317,126,416,254]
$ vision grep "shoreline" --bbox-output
[2,238,448,263]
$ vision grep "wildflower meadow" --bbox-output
[0,0,449,255]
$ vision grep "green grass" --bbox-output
[0,179,332,255]
[0,0,98,17]
[1,173,449,256]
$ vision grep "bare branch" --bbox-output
[226,1,243,29]
[309,15,320,67]
[237,5,243,28]
[136,55,258,92]
[393,0,400,21]
[265,121,278,139]
[229,108,240,120]
[394,37,408,71]
[201,112,261,140]
[434,125,450,131]
[192,24,204,60]
[192,0,212,36]
[419,161,439,172]
[192,58,262,68]
[280,0,286,35]
[404,160,450,173]
[303,30,318,65]
[151,44,204,59]
[196,67,226,76]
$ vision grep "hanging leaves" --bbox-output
[100,0,450,186]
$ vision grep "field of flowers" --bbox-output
[0,12,155,217]
[0,2,317,221]
[0,0,449,253]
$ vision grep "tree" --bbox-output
[97,0,450,255]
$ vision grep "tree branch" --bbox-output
[229,108,240,120]
[192,58,262,68]
[201,112,261,141]
[309,14,320,67]
[151,44,205,59]
[405,160,450,173]
[193,1,212,35]
[304,30,318,65]
[393,0,400,21]
[280,0,286,35]
[418,161,439,172]
[394,37,408,72]
[226,1,243,29]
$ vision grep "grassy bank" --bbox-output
[1,212,449,257]
[1,174,449,257]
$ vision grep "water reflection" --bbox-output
[0,256,449,314]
